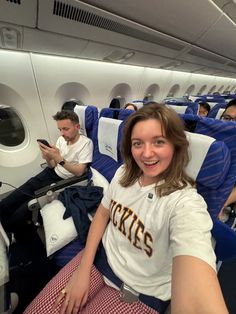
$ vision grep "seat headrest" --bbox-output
[98,117,122,161]
[74,105,87,136]
[185,131,215,180]
[167,105,187,114]
[185,132,230,189]
[215,108,225,120]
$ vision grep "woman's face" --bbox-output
[131,118,174,185]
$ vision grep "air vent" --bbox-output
[188,48,226,64]
[53,0,184,51]
[6,0,21,4]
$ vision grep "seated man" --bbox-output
[220,99,236,122]
[218,100,236,220]
[0,110,93,236]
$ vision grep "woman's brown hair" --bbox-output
[120,102,195,196]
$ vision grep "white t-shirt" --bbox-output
[102,166,216,301]
[54,135,93,179]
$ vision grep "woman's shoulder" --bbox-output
[167,185,205,206]
[113,165,126,180]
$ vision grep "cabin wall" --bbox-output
[1,48,236,194]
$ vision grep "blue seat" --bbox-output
[166,102,198,114]
[99,107,134,122]
[74,104,98,139]
[99,107,121,119]
[181,114,236,261]
[208,103,227,119]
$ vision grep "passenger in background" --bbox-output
[198,102,210,117]
[62,100,84,111]
[24,103,228,314]
[123,103,138,111]
[218,99,236,220]
[0,110,93,238]
[220,99,236,122]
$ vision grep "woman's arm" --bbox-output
[171,255,228,314]
[55,203,110,314]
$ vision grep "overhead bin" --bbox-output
[37,0,188,59]
[0,0,37,27]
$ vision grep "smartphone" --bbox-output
[37,139,51,147]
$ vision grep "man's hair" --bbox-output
[120,102,195,196]
[124,103,138,111]
[220,99,236,119]
[225,98,236,109]
[53,110,79,124]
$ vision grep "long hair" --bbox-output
[120,102,195,196]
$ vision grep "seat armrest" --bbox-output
[28,172,89,226]
[34,172,89,198]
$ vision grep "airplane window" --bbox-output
[167,84,180,97]
[0,106,25,147]
[208,85,216,94]
[185,84,195,96]
[197,85,207,95]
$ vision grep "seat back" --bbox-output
[185,131,231,220]
[74,104,98,138]
[99,107,121,119]
[181,114,236,261]
[90,116,124,182]
[166,103,198,114]
[207,103,227,118]
[99,107,134,122]
[215,108,225,120]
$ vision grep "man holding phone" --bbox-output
[0,110,93,237]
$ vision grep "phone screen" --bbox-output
[37,139,51,147]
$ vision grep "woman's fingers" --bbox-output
[52,289,67,311]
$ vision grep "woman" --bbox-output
[24,103,228,314]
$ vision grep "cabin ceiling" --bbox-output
[0,0,236,78]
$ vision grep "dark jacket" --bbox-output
[58,185,103,243]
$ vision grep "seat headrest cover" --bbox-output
[98,117,122,161]
[185,131,215,180]
[74,105,87,136]
[215,108,224,120]
[167,105,187,114]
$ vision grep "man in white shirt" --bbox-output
[0,110,93,235]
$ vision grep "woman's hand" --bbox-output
[53,265,91,314]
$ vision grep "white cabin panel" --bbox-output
[0,50,49,194]
[30,53,144,142]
